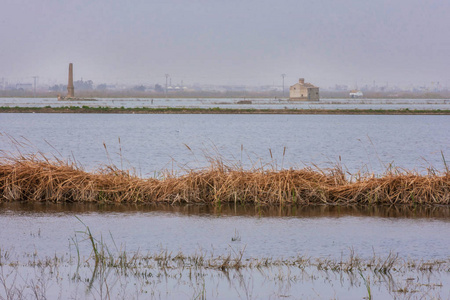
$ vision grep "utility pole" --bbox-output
[281,74,286,98]
[32,76,38,97]
[165,74,169,98]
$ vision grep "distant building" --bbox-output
[15,83,33,91]
[349,90,363,98]
[289,78,319,101]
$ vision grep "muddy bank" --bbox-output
[1,106,450,114]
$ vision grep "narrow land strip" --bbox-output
[1,106,450,115]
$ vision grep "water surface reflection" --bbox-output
[1,203,449,262]
[1,202,449,219]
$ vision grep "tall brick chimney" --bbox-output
[67,63,74,98]
[299,78,305,84]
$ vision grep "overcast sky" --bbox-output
[1,0,449,88]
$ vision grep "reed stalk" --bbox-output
[0,153,448,205]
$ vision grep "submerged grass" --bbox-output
[0,151,449,205]
[1,223,449,299]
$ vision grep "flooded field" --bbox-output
[1,113,449,175]
[1,112,449,299]
[0,97,450,110]
[1,203,449,260]
[0,204,449,299]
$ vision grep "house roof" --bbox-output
[290,82,318,89]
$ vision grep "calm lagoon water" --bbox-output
[1,112,449,299]
[1,113,449,258]
[1,97,450,110]
[1,113,449,175]
[1,204,449,260]
[0,204,449,299]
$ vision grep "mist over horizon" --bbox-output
[1,0,449,89]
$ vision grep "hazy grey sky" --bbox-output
[1,0,449,88]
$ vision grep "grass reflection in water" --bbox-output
[0,220,448,299]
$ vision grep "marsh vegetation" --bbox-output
[0,219,448,299]
[1,150,448,206]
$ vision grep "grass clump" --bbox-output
[0,151,449,205]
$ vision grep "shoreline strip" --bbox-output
[1,106,450,115]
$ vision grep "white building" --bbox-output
[349,90,363,98]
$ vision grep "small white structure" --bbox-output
[349,90,363,98]
[289,78,319,101]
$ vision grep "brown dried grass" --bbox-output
[0,153,449,205]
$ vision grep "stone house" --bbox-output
[289,78,319,101]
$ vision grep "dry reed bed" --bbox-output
[0,155,449,205]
